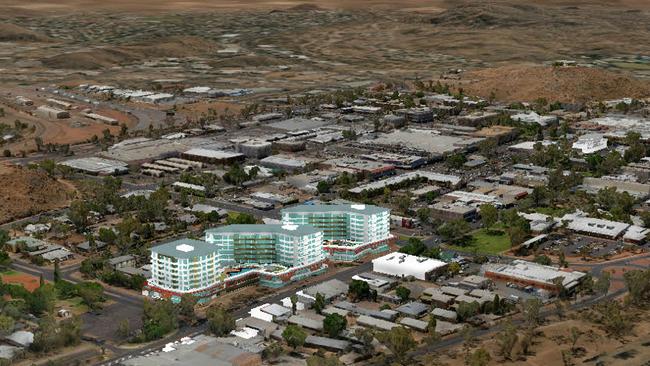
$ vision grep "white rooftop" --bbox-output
[560,212,629,238]
[176,244,194,253]
[572,134,608,154]
[484,259,586,289]
[372,252,447,280]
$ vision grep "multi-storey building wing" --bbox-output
[281,204,393,261]
[149,239,219,294]
[205,224,324,268]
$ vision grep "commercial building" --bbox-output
[580,177,650,199]
[281,203,392,261]
[34,105,69,119]
[59,157,129,176]
[511,111,557,126]
[349,170,461,195]
[235,140,273,159]
[180,148,245,165]
[559,212,630,239]
[121,334,262,366]
[482,259,586,294]
[572,134,608,154]
[260,155,310,172]
[372,253,448,280]
[359,152,427,169]
[431,202,477,221]
[323,158,395,179]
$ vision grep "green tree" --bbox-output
[479,204,498,228]
[437,219,471,245]
[416,207,431,225]
[594,272,611,294]
[399,237,427,256]
[53,260,61,283]
[467,347,491,366]
[98,227,117,244]
[623,269,650,308]
[0,229,10,250]
[522,298,543,328]
[427,316,437,333]
[77,282,105,311]
[68,201,90,233]
[29,284,57,315]
[447,261,461,276]
[117,319,130,339]
[282,324,307,351]
[317,181,331,194]
[592,301,632,337]
[348,279,371,302]
[39,159,57,177]
[262,341,284,361]
[207,306,235,336]
[323,313,347,338]
[533,254,552,266]
[0,315,14,336]
[376,326,416,362]
[354,328,375,356]
[395,286,411,303]
[142,299,178,341]
[456,301,480,322]
[446,153,467,169]
[497,321,518,360]
[177,294,197,324]
[313,292,325,315]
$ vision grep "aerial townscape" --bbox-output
[2,0,650,366]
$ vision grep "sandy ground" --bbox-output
[434,306,650,366]
[1,271,43,292]
[0,0,450,14]
[0,163,75,224]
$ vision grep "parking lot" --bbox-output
[538,234,630,259]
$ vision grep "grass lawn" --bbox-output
[0,269,17,275]
[445,228,512,255]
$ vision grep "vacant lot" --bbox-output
[1,271,42,291]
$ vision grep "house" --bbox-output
[396,302,430,318]
[298,279,348,304]
[431,308,458,323]
[399,317,429,332]
[305,335,350,352]
[420,288,455,308]
[288,314,324,331]
[6,237,48,253]
[235,317,278,339]
[76,240,108,252]
[356,315,398,331]
[108,255,136,269]
[254,304,292,323]
[351,272,398,293]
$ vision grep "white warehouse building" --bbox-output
[372,253,448,280]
